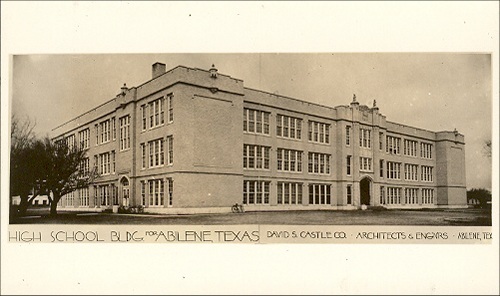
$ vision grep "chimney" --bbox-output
[152,62,166,79]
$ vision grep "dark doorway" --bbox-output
[360,177,371,206]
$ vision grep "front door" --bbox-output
[120,177,130,207]
[360,177,371,206]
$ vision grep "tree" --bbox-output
[10,115,43,217]
[37,137,98,216]
[466,188,491,209]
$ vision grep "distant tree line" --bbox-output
[10,115,98,220]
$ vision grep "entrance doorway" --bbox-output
[360,177,371,206]
[120,177,130,207]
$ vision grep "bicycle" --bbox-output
[231,203,244,213]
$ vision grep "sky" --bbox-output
[11,53,492,190]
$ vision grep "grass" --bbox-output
[10,207,492,226]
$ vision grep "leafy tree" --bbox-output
[36,137,98,216]
[466,188,491,209]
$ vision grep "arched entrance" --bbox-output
[120,176,130,207]
[360,177,371,206]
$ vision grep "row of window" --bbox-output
[141,95,174,131]
[93,151,116,175]
[380,187,434,205]
[140,178,174,207]
[242,181,331,205]
[140,136,174,169]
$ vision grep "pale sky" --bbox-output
[11,53,492,190]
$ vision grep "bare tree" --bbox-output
[10,115,41,217]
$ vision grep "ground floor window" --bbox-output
[277,182,303,205]
[386,187,401,205]
[379,186,385,204]
[149,179,164,207]
[308,184,331,205]
[64,191,75,207]
[243,180,270,205]
[405,188,418,204]
[347,184,352,205]
[80,187,89,207]
[422,188,434,204]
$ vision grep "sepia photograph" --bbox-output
[9,53,492,227]
[1,2,498,295]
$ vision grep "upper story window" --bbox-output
[308,152,331,175]
[119,115,130,151]
[167,94,174,123]
[79,128,90,150]
[346,125,351,146]
[99,119,111,144]
[149,97,164,129]
[404,164,419,181]
[148,138,164,168]
[379,132,384,150]
[65,134,76,150]
[421,165,434,182]
[277,114,302,139]
[243,144,270,170]
[421,142,433,159]
[308,121,330,144]
[359,128,371,148]
[277,148,302,172]
[404,139,418,157]
[386,161,401,180]
[359,157,372,172]
[243,108,270,135]
[386,135,401,155]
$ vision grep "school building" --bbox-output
[52,62,467,214]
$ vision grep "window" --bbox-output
[380,186,385,204]
[148,139,164,168]
[386,187,402,205]
[277,114,302,139]
[422,188,434,204]
[308,184,331,205]
[277,182,302,205]
[112,117,116,140]
[141,143,146,169]
[421,166,433,182]
[167,136,174,165]
[404,164,419,181]
[346,155,352,175]
[243,145,270,170]
[79,158,90,176]
[346,126,351,146]
[359,128,371,148]
[359,157,372,172]
[141,181,146,206]
[100,185,110,206]
[379,132,384,150]
[148,179,164,207]
[421,142,433,159]
[148,97,165,128]
[386,161,401,180]
[386,136,401,154]
[167,178,173,206]
[141,105,147,130]
[379,160,384,178]
[308,152,331,174]
[79,128,90,149]
[79,187,89,207]
[100,119,111,144]
[405,188,419,204]
[404,139,418,157]
[308,121,330,144]
[347,185,352,205]
[65,134,75,150]
[111,151,115,173]
[243,108,270,135]
[243,180,270,205]
[119,115,130,150]
[98,152,111,175]
[276,148,302,172]
[95,124,99,145]
[167,94,174,123]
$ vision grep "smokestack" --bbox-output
[152,62,166,79]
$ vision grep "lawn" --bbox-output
[10,207,492,226]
